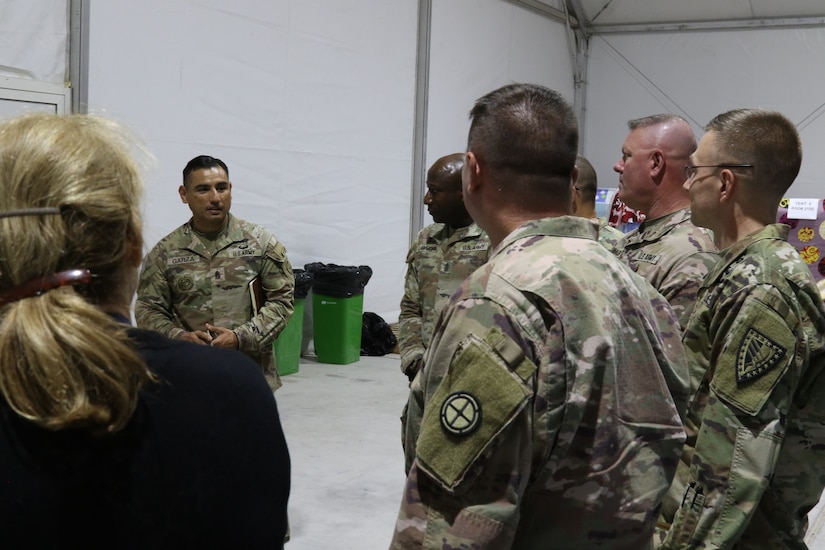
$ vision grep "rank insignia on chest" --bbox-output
[702,288,718,308]
[440,391,481,436]
[736,327,787,383]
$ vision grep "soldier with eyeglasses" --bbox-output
[657,109,825,549]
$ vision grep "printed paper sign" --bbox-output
[787,198,819,220]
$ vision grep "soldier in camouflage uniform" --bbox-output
[398,153,490,383]
[573,154,625,253]
[391,83,689,549]
[658,109,825,549]
[613,114,719,332]
[135,155,294,390]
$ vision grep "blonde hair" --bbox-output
[0,113,154,434]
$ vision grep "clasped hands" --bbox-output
[181,323,239,350]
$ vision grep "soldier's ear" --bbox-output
[178,185,189,204]
[464,151,482,195]
[718,168,737,203]
[650,150,665,178]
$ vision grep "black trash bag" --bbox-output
[292,269,314,299]
[361,312,397,356]
[306,263,372,298]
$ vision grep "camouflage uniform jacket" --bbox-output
[659,224,825,550]
[135,214,295,389]
[392,216,688,549]
[398,222,490,377]
[597,217,625,254]
[617,207,718,332]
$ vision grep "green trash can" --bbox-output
[312,292,364,364]
[274,297,304,376]
[273,269,313,375]
[307,263,372,365]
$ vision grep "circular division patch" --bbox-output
[440,391,482,436]
[177,276,195,291]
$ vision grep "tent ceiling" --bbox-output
[513,0,825,32]
[573,0,825,28]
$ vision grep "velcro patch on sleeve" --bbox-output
[736,328,786,383]
[416,330,534,492]
[711,299,795,415]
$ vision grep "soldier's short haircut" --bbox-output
[466,83,578,198]
[183,155,229,186]
[705,108,801,198]
[575,155,598,203]
[628,113,687,131]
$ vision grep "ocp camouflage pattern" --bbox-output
[658,224,825,549]
[135,214,294,389]
[597,217,625,254]
[398,222,490,377]
[617,207,718,332]
[393,215,688,549]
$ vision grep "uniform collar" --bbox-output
[704,224,789,284]
[183,214,247,255]
[431,222,484,242]
[633,207,692,240]
[492,216,598,258]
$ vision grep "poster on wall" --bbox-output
[777,198,825,298]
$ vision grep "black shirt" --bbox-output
[0,328,290,549]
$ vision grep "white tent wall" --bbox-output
[86,0,419,321]
[425,0,574,180]
[3,0,825,545]
[0,0,68,83]
[84,0,572,323]
[0,3,820,321]
[583,26,825,199]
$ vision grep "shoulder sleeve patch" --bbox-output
[265,239,287,262]
[711,299,795,415]
[416,330,534,493]
[440,392,482,436]
[736,328,786,383]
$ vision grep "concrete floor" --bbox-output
[277,353,408,550]
[275,353,825,549]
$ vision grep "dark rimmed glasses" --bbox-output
[684,164,754,180]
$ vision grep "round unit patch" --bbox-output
[440,391,481,436]
[177,276,195,292]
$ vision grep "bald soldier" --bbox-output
[391,84,688,549]
[658,109,825,549]
[572,154,625,253]
[613,115,718,332]
[398,153,490,383]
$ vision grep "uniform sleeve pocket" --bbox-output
[416,330,534,493]
[710,299,795,416]
[711,427,780,546]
